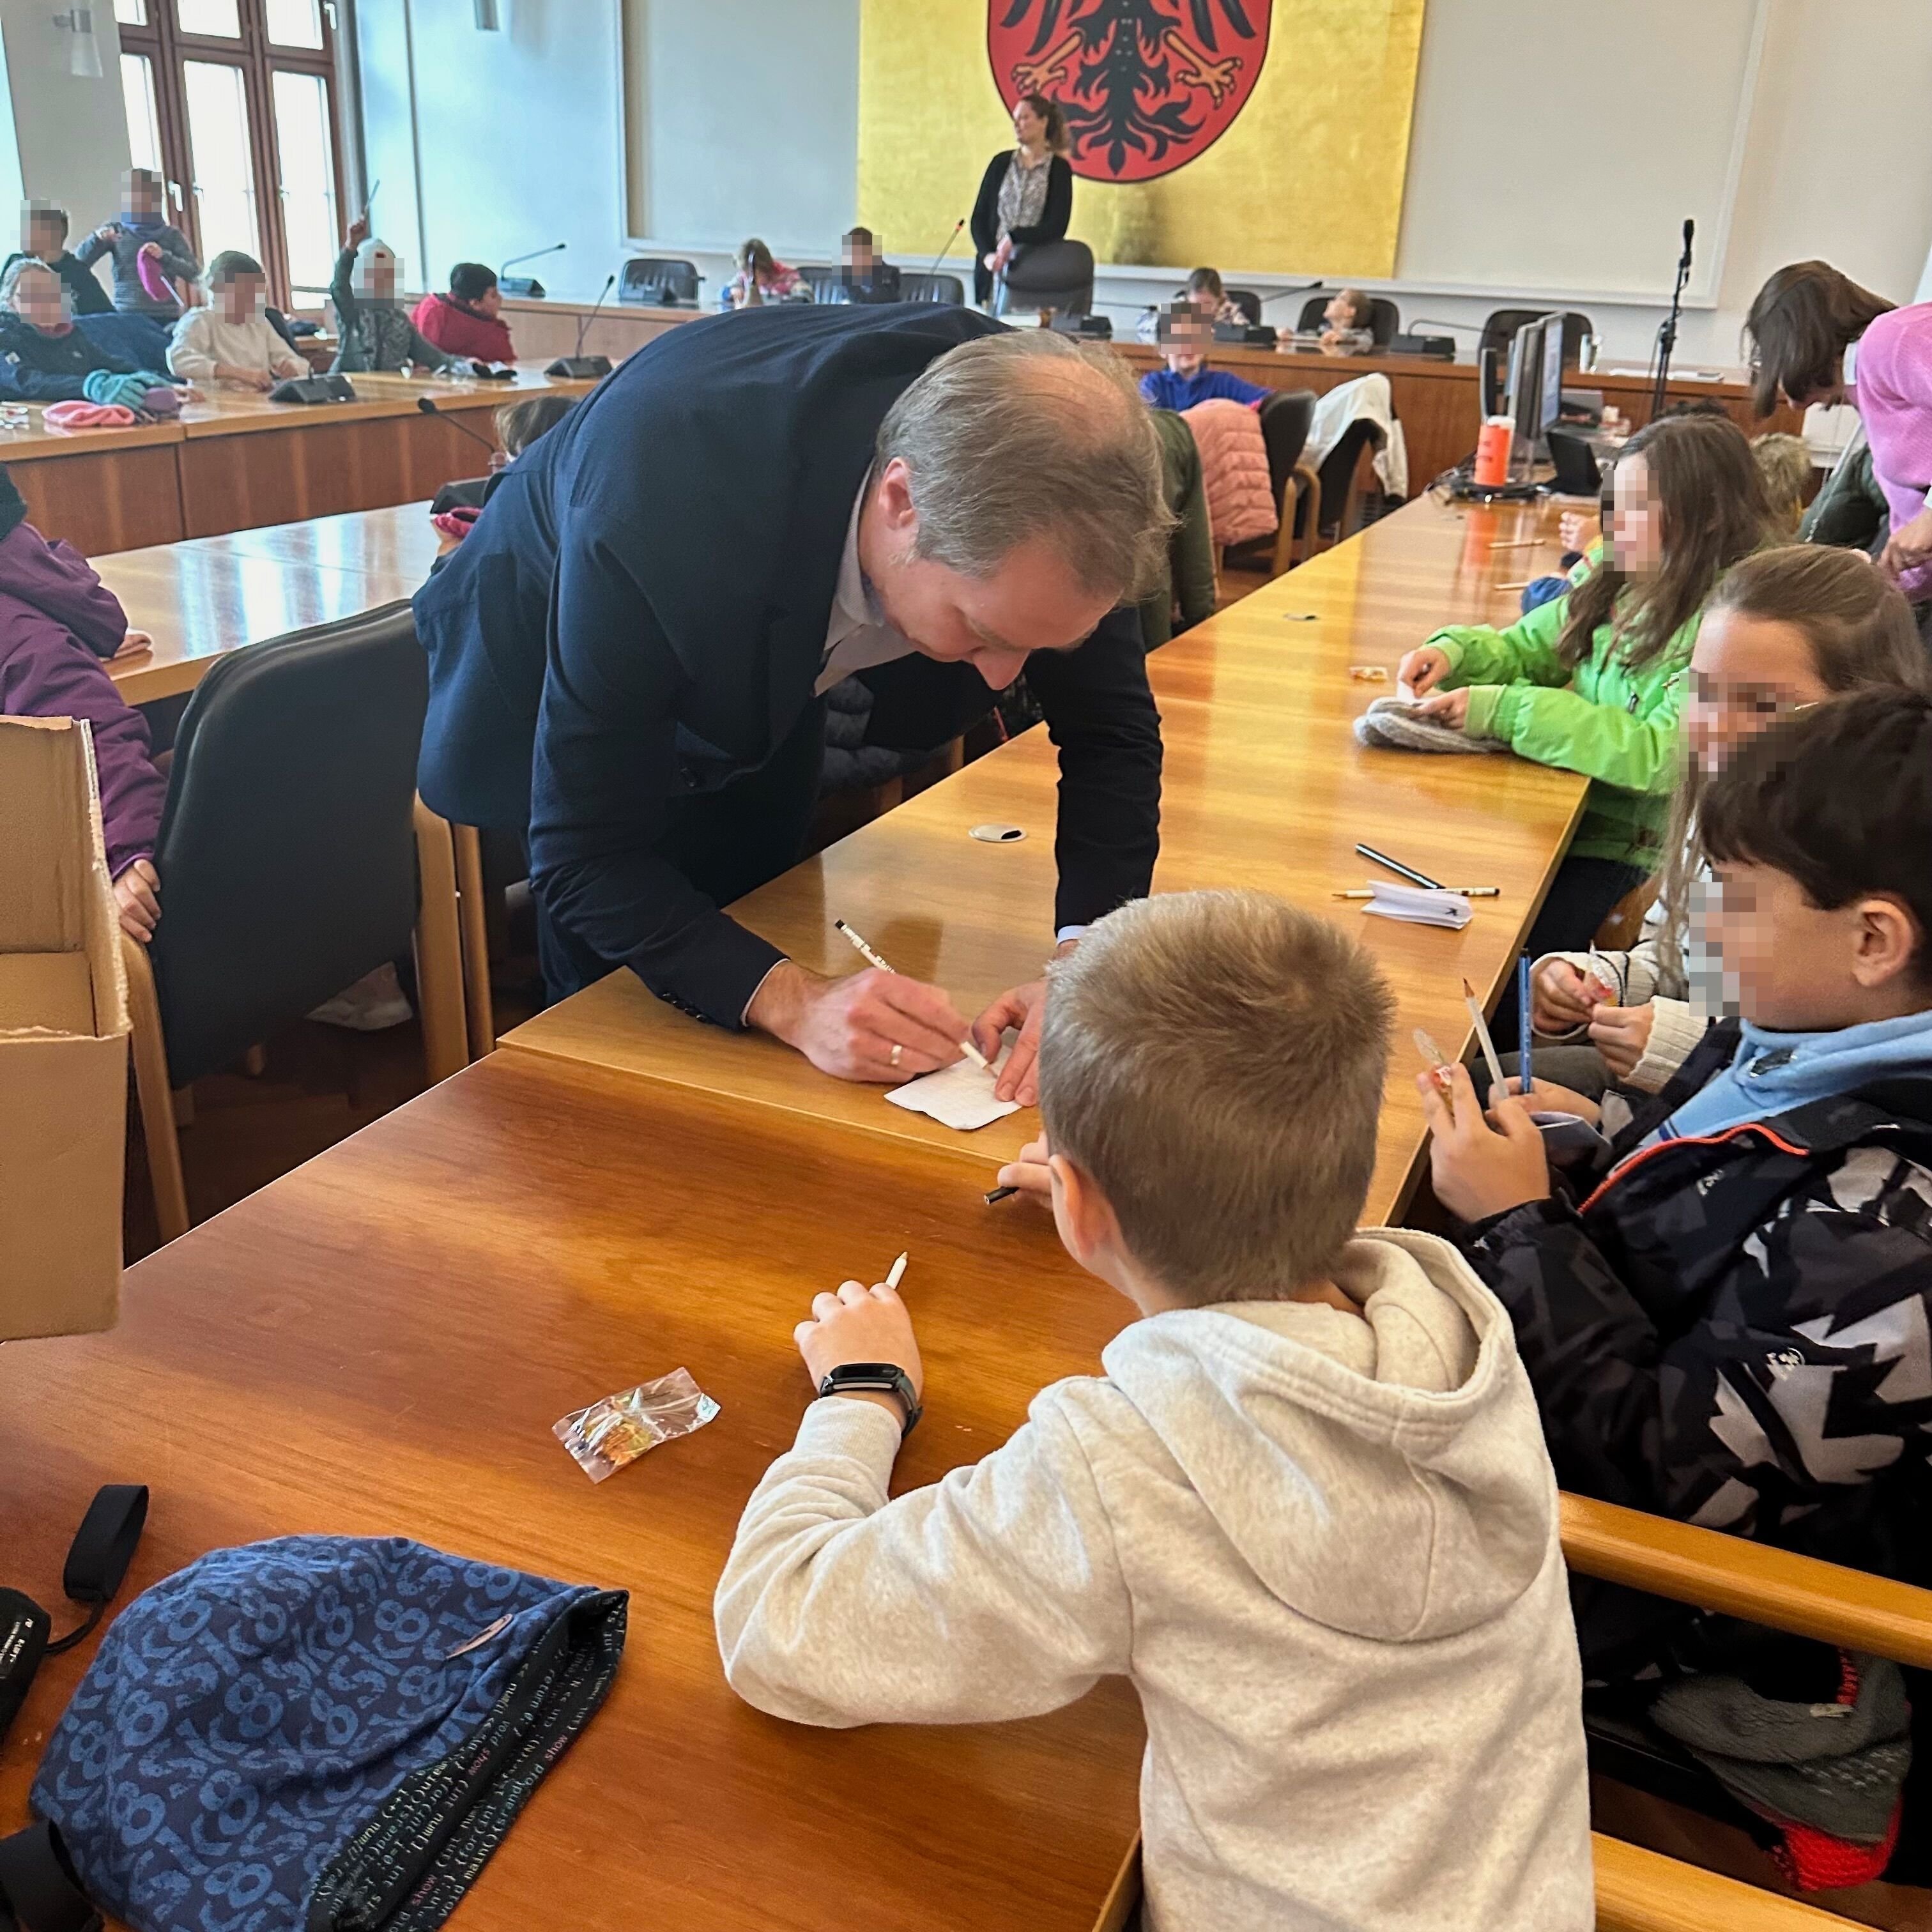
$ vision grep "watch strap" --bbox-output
[817,1363,921,1438]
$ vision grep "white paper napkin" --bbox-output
[1359,882,1473,930]
[885,1043,1019,1132]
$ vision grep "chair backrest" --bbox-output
[148,604,428,1087]
[795,263,849,305]
[74,309,172,372]
[1257,388,1317,505]
[617,257,699,305]
[1002,240,1094,318]
[1479,306,1596,369]
[1294,292,1400,345]
[900,271,965,305]
[1225,287,1263,326]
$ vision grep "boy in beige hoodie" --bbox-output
[714,890,1593,1931]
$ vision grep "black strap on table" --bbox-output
[45,1486,148,1657]
[0,1487,147,1745]
[0,1821,100,1932]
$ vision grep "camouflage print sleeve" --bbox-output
[1468,1153,1932,1564]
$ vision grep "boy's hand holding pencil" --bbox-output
[1416,1064,1552,1223]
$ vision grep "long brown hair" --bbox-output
[1744,261,1894,415]
[1556,412,1770,673]
[1659,542,1931,962]
[1017,91,1070,156]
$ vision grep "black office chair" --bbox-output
[795,264,848,305]
[1000,240,1094,319]
[1257,389,1319,574]
[1479,307,1595,369]
[617,257,700,306]
[900,271,966,306]
[1295,293,1400,346]
[125,604,467,1241]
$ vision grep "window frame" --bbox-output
[114,0,346,309]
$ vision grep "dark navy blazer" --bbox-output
[413,303,1163,1027]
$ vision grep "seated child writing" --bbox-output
[0,465,164,940]
[167,250,307,391]
[716,891,1593,1932]
[1398,413,1772,1004]
[1526,544,1928,1100]
[1422,689,1932,1888]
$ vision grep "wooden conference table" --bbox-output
[0,364,590,558]
[505,491,1591,1225]
[1110,339,1804,497]
[99,500,440,705]
[0,492,1588,1930]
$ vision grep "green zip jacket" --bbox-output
[1425,588,1693,869]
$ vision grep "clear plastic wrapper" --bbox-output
[553,1367,719,1483]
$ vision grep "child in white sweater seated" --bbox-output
[714,890,1593,1932]
[167,250,305,391]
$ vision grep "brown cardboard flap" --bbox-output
[0,717,89,954]
[0,951,96,1036]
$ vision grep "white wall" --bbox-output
[631,0,857,259]
[358,0,628,303]
[0,0,131,243]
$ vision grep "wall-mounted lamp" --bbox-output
[473,0,501,27]
[52,5,103,78]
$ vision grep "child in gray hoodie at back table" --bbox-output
[714,890,1593,1932]
[74,167,199,320]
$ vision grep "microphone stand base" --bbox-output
[544,355,613,380]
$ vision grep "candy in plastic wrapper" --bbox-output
[554,1367,719,1483]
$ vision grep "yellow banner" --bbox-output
[858,0,1427,278]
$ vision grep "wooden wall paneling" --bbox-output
[10,445,187,553]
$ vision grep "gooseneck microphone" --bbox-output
[574,273,617,358]
[417,394,495,454]
[1651,216,1696,415]
[498,242,565,298]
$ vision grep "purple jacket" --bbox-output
[0,519,164,876]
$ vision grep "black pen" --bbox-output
[984,1185,1020,1205]
[1355,843,1443,891]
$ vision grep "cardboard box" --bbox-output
[0,715,129,1340]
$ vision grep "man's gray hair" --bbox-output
[875,330,1175,603]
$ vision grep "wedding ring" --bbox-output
[890,1043,903,1067]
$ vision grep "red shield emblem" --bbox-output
[988,0,1272,183]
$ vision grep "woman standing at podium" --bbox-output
[970,93,1073,312]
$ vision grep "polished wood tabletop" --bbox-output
[98,503,438,705]
[0,1050,1143,1932]
[506,493,1589,1223]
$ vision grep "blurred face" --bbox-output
[124,174,162,222]
[26,211,65,259]
[1013,100,1045,148]
[862,459,1112,693]
[477,284,502,319]
[1162,310,1210,376]
[10,266,68,332]
[1187,286,1218,318]
[218,270,264,323]
[1609,452,1663,578]
[843,236,877,275]
[1323,293,1356,330]
[358,251,396,302]
[1700,862,1921,1031]
[1685,608,1834,776]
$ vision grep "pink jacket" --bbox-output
[1183,398,1276,548]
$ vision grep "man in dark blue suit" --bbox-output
[413,303,1168,1101]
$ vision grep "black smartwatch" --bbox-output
[817,1363,921,1438]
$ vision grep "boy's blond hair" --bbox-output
[1038,891,1394,1304]
[1751,431,1811,532]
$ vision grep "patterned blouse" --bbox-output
[995,151,1053,246]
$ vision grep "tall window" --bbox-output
[112,0,344,305]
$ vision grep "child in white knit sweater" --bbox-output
[167,251,306,392]
[716,891,1593,1932]
[1528,546,1929,1103]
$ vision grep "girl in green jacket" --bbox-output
[1397,412,1772,985]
